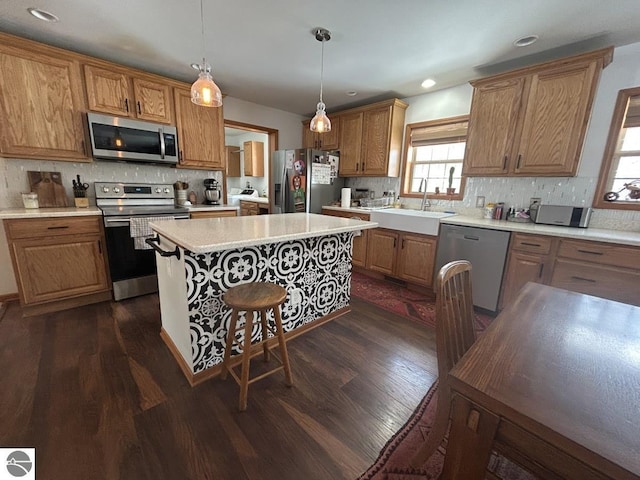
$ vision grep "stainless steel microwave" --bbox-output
[87,113,178,165]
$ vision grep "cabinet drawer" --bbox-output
[321,208,370,221]
[557,239,640,270]
[511,233,553,254]
[190,210,237,219]
[5,216,102,239]
[550,258,640,306]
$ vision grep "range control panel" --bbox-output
[94,182,175,199]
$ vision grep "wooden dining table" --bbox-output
[441,282,640,480]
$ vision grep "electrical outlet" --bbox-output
[530,197,541,206]
[475,196,485,208]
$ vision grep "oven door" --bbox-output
[103,214,188,300]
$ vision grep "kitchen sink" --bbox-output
[369,209,455,235]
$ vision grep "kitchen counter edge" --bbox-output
[0,207,103,219]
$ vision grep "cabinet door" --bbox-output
[174,87,225,170]
[226,146,241,177]
[366,229,398,275]
[396,233,436,286]
[317,115,340,150]
[302,120,316,149]
[0,47,88,160]
[463,78,525,176]
[243,141,264,177]
[84,65,131,116]
[132,77,172,124]
[12,234,109,305]
[352,229,368,268]
[361,106,391,175]
[338,112,363,176]
[500,251,547,309]
[516,62,597,176]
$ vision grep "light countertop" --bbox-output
[441,215,640,246]
[150,212,378,254]
[0,206,103,219]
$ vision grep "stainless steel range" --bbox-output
[95,182,189,301]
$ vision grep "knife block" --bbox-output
[74,197,89,208]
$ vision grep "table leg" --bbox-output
[441,394,500,480]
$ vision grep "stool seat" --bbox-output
[221,281,293,411]
[224,282,287,311]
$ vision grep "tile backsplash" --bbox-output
[346,176,640,232]
[0,157,223,208]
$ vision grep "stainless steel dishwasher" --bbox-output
[435,224,511,312]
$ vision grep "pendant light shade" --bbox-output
[310,28,331,133]
[191,0,222,107]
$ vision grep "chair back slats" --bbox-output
[435,260,476,383]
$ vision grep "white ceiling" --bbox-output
[2,0,640,117]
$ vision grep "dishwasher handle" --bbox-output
[463,235,480,241]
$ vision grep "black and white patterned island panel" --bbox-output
[150,213,377,384]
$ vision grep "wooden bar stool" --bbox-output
[220,282,293,411]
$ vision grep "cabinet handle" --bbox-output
[98,240,102,254]
[521,242,541,247]
[502,155,508,170]
[362,161,365,171]
[179,150,183,161]
[124,98,129,112]
[401,239,405,249]
[538,264,544,278]
[81,139,87,156]
[516,154,522,169]
[577,249,603,256]
[356,163,359,172]
[571,275,596,283]
[137,101,142,114]
[47,225,69,230]
[146,235,181,260]
[393,238,396,248]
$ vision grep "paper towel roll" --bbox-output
[341,188,351,208]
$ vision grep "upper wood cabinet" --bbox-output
[463,47,613,177]
[84,65,173,124]
[173,86,225,170]
[226,146,241,177]
[302,116,340,150]
[0,38,89,161]
[338,99,408,177]
[243,140,264,177]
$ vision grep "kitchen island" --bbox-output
[149,212,376,385]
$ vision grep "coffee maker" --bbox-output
[203,179,221,205]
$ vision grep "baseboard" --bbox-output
[0,293,19,302]
[20,291,112,317]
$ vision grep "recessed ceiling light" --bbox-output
[346,91,357,97]
[421,78,436,89]
[514,35,539,47]
[27,7,59,23]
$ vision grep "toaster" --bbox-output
[529,204,592,228]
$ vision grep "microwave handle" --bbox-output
[159,128,166,159]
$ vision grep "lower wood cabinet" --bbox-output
[239,201,269,216]
[4,216,111,314]
[190,210,237,219]
[500,233,558,309]
[367,228,437,287]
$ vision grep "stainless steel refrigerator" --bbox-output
[270,149,344,214]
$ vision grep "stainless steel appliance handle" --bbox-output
[104,214,190,226]
[282,170,289,212]
[159,128,166,159]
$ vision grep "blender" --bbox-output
[203,179,221,205]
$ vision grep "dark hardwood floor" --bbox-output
[0,293,438,480]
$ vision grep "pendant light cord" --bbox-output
[319,37,324,104]
[200,0,205,65]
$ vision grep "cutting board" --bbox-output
[28,171,69,207]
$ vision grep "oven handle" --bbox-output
[145,235,181,260]
[104,214,190,227]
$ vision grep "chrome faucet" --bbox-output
[419,178,431,210]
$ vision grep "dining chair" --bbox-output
[410,260,477,468]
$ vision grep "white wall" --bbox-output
[348,42,640,231]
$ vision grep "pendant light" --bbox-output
[310,28,331,133]
[191,0,222,107]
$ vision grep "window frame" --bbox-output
[593,86,640,211]
[400,115,469,201]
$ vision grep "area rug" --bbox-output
[350,271,493,331]
[357,381,537,480]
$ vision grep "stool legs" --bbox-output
[259,309,270,361]
[239,311,254,411]
[274,306,293,387]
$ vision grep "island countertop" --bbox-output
[150,212,377,253]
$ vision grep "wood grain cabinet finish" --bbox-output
[302,116,340,150]
[4,216,110,311]
[239,201,269,216]
[226,146,241,177]
[500,233,558,310]
[321,209,370,267]
[367,228,437,287]
[243,141,264,177]
[0,38,89,161]
[84,65,173,124]
[550,239,640,306]
[463,48,612,177]
[337,99,408,177]
[174,86,225,170]
[190,210,237,219]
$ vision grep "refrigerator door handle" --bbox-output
[282,169,289,213]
